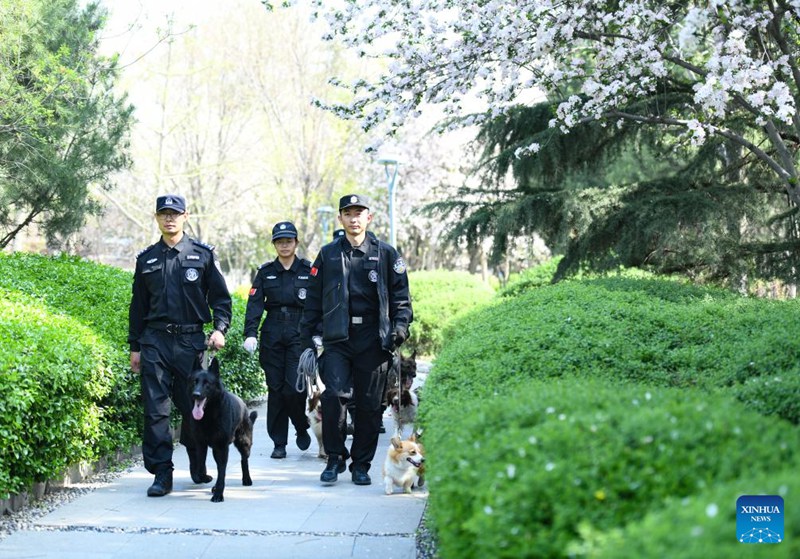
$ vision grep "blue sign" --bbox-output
[737,495,784,544]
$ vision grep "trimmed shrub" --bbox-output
[732,373,800,427]
[424,276,800,424]
[218,294,266,400]
[0,252,265,497]
[586,469,798,558]
[0,290,111,497]
[0,253,138,456]
[424,378,799,559]
[500,257,562,297]
[407,270,496,356]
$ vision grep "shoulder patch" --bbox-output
[191,239,215,251]
[136,243,157,259]
[392,257,407,274]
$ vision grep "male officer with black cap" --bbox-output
[243,221,312,459]
[128,194,232,497]
[301,194,413,486]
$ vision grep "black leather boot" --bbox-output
[351,464,371,486]
[320,454,346,485]
[147,468,173,497]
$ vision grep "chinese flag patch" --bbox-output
[310,266,318,277]
[249,287,256,296]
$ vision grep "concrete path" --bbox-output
[0,370,429,559]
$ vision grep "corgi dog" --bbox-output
[382,434,425,495]
[306,391,326,458]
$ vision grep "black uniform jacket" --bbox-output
[300,233,413,352]
[243,257,312,339]
[128,235,232,351]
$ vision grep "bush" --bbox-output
[500,257,562,297]
[424,378,799,559]
[0,252,265,497]
[217,294,266,401]
[0,253,138,457]
[0,290,112,497]
[587,468,798,559]
[407,270,496,356]
[424,276,800,423]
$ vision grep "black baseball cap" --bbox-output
[155,194,186,213]
[338,194,370,211]
[272,221,298,241]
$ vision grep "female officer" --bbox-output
[243,221,312,458]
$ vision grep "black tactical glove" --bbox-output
[390,326,407,351]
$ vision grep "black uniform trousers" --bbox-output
[320,321,391,472]
[139,328,205,474]
[258,311,308,447]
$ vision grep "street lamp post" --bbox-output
[316,205,335,242]
[378,155,399,247]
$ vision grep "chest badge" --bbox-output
[368,270,379,283]
[185,268,200,282]
[146,258,158,264]
[298,287,307,300]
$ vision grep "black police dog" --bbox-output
[189,356,257,502]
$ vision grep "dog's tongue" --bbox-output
[192,398,207,421]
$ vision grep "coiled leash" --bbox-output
[296,346,319,397]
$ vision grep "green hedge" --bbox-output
[424,378,799,559]
[422,275,800,558]
[0,290,111,496]
[587,469,798,558]
[407,270,496,356]
[0,253,139,464]
[0,252,265,498]
[424,276,800,424]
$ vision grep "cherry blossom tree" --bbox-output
[280,1,800,208]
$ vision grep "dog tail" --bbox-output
[248,410,258,425]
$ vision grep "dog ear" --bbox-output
[391,436,402,450]
[209,356,220,376]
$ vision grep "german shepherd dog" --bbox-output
[190,356,257,502]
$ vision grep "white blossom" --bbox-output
[297,0,800,200]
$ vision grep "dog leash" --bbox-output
[202,338,217,369]
[391,351,404,439]
[296,347,319,397]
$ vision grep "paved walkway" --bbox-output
[0,368,429,559]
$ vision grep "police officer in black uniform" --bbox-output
[243,221,312,459]
[128,194,232,497]
[301,194,413,486]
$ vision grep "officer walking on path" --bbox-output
[300,194,413,486]
[128,194,232,497]
[243,221,312,459]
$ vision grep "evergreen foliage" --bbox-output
[0,0,133,248]
[426,100,799,286]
